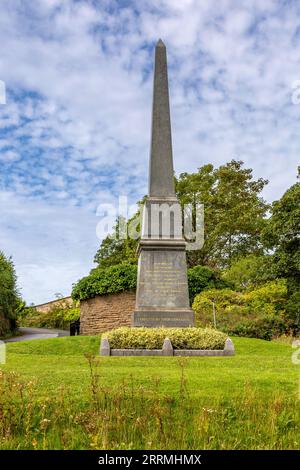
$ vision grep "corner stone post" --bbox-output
[100,337,110,356]
[224,338,235,356]
[162,337,174,356]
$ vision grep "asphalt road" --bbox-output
[4,327,70,343]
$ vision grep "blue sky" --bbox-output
[0,0,299,304]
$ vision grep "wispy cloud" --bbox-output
[0,0,299,303]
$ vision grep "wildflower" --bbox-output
[40,418,51,430]
[41,418,51,424]
[202,407,216,413]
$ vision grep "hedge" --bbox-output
[226,315,287,341]
[192,282,290,340]
[72,264,137,301]
[104,327,227,350]
[188,265,230,302]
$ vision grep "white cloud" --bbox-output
[0,80,6,104]
[0,149,20,162]
[0,189,100,304]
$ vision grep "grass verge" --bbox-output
[0,335,299,449]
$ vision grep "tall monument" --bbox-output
[133,40,194,328]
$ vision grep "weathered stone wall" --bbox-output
[80,291,136,335]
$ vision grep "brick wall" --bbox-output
[80,290,136,335]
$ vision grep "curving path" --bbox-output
[4,327,70,343]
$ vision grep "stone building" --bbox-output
[34,296,73,313]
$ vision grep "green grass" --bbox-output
[1,335,299,449]
[4,335,298,400]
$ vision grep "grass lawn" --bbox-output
[3,335,299,400]
[1,335,299,449]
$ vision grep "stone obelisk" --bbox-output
[133,39,194,328]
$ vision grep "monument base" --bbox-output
[133,309,194,327]
[133,241,194,328]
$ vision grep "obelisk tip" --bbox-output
[156,38,165,48]
[149,37,174,197]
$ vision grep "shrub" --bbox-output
[192,281,290,340]
[72,264,137,301]
[21,300,80,330]
[0,251,18,337]
[286,278,300,334]
[227,315,287,341]
[187,265,231,303]
[193,288,245,309]
[192,288,247,329]
[243,279,287,313]
[105,327,227,350]
[222,254,274,290]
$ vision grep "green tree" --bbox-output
[176,160,269,268]
[222,254,274,291]
[188,265,231,303]
[94,216,138,267]
[0,251,18,337]
[94,161,268,270]
[262,175,300,330]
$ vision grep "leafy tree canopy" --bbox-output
[0,251,18,336]
[176,160,269,268]
[94,216,139,268]
[94,160,269,270]
[262,179,300,279]
[262,175,300,329]
[188,265,231,303]
[222,254,274,291]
